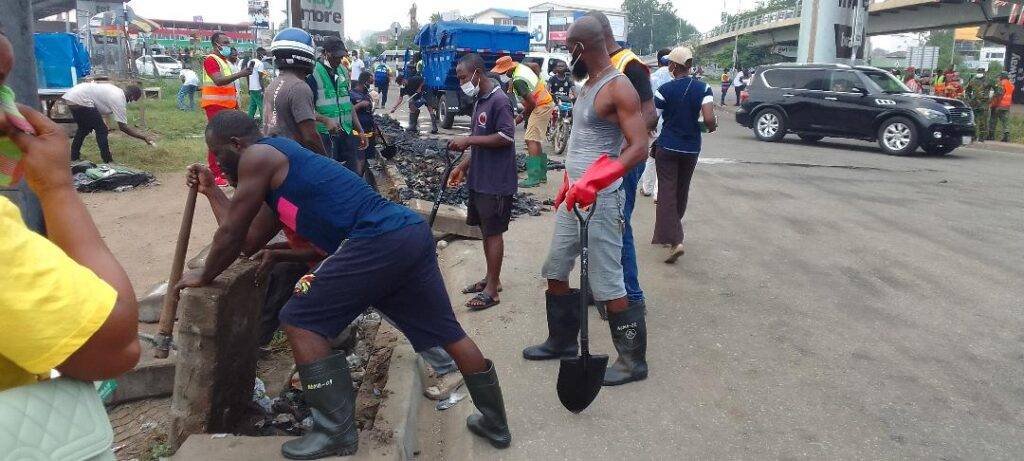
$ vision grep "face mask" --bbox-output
[499,74,511,83]
[219,45,232,56]
[461,70,480,97]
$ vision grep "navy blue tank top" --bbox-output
[260,137,422,253]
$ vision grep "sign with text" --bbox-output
[299,0,344,41]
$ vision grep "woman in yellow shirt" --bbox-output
[0,105,140,391]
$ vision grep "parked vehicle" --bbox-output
[523,52,572,81]
[736,63,976,156]
[416,21,529,129]
[136,55,183,77]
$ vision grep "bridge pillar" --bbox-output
[797,0,869,64]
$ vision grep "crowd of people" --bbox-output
[897,65,1017,142]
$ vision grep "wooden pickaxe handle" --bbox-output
[154,184,199,358]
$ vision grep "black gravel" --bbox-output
[376,115,549,218]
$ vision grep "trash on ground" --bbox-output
[436,391,467,411]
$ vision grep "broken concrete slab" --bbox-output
[406,198,482,240]
[109,344,176,405]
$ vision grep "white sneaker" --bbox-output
[665,244,685,264]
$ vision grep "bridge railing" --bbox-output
[701,0,887,43]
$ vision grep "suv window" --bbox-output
[762,69,797,89]
[761,68,829,91]
[828,70,863,93]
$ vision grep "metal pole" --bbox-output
[290,0,302,28]
[0,0,40,108]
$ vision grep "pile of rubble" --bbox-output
[376,115,559,218]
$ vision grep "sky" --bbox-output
[128,0,910,50]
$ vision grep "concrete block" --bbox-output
[137,281,168,324]
[406,198,482,240]
[109,343,175,404]
[169,258,264,449]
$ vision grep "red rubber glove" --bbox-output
[554,170,570,211]
[562,154,627,211]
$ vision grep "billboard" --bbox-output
[529,11,549,46]
[607,13,627,42]
[299,0,344,42]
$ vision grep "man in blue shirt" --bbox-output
[177,110,512,458]
[447,54,517,311]
[652,47,717,263]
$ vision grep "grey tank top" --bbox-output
[566,70,627,193]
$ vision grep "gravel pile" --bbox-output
[376,115,551,218]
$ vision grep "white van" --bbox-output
[523,52,572,82]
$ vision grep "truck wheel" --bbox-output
[440,102,455,130]
[754,109,786,142]
[877,117,919,156]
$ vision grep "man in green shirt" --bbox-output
[307,36,366,170]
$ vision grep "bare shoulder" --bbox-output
[596,75,640,109]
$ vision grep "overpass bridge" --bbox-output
[699,0,1016,55]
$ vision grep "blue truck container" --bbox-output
[415,21,529,128]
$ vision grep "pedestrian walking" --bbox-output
[720,68,731,105]
[178,68,199,110]
[732,69,746,106]
[390,74,439,134]
[179,110,512,458]
[201,32,252,186]
[641,48,674,202]
[652,46,718,263]
[522,16,651,387]
[247,47,269,121]
[988,72,1015,142]
[349,71,378,181]
[445,53,517,311]
[349,50,364,80]
[491,55,556,188]
[964,71,992,142]
[307,35,367,168]
[62,82,154,163]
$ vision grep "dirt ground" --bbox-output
[80,173,219,296]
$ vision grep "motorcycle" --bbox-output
[548,99,573,155]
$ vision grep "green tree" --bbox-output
[927,30,961,69]
[621,0,698,54]
[430,12,443,23]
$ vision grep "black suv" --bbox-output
[736,63,976,155]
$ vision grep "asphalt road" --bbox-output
[419,107,1024,459]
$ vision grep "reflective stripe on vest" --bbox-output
[512,63,554,107]
[201,54,238,109]
[312,62,354,134]
[611,48,648,75]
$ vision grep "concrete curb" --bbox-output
[374,335,420,461]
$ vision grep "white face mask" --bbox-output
[461,70,480,97]
[499,74,511,83]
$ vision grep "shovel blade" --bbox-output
[556,353,609,413]
[381,145,398,160]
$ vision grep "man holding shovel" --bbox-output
[176,110,511,458]
[522,15,651,387]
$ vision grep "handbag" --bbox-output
[0,378,114,460]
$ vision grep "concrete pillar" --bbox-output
[169,259,264,449]
[0,0,40,108]
[797,0,869,64]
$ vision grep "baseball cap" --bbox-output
[666,46,693,66]
[490,56,517,74]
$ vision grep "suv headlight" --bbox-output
[914,107,949,123]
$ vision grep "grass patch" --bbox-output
[72,78,254,173]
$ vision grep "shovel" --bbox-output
[153,184,198,358]
[428,145,464,229]
[557,203,608,413]
[375,124,398,160]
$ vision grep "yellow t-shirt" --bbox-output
[0,196,117,391]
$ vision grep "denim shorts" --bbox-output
[541,189,626,302]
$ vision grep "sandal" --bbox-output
[466,292,500,310]
[461,279,503,294]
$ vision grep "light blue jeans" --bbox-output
[620,162,646,302]
[177,84,197,110]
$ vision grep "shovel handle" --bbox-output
[428,148,465,229]
[574,202,596,356]
[154,184,198,358]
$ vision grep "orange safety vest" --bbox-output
[511,63,554,107]
[999,80,1015,108]
[201,54,238,109]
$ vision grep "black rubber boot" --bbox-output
[407,111,419,134]
[281,353,359,460]
[603,300,648,386]
[465,360,512,449]
[522,289,580,360]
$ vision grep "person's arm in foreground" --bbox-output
[2,105,140,380]
[351,111,368,150]
[298,119,328,156]
[513,80,536,123]
[186,163,280,254]
[177,148,277,288]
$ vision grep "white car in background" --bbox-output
[523,52,572,81]
[136,55,183,77]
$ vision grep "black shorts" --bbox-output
[279,222,467,352]
[466,190,513,237]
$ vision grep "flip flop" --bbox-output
[461,280,503,294]
[466,292,500,310]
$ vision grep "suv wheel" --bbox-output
[798,134,824,143]
[877,117,919,156]
[922,144,957,156]
[754,109,786,142]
